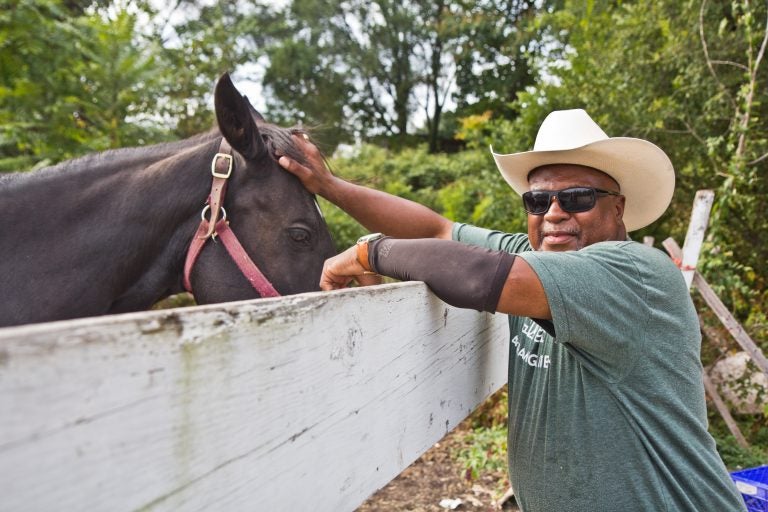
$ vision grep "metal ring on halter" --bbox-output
[201,205,227,222]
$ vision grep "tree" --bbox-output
[262,0,547,152]
[451,0,545,119]
[263,0,423,148]
[155,0,274,137]
[0,0,167,170]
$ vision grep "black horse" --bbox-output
[0,73,336,328]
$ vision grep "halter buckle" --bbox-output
[211,153,233,179]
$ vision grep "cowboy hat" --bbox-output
[491,109,674,231]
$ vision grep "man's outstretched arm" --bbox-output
[320,238,551,320]
[278,136,453,240]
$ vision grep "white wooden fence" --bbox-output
[0,282,509,511]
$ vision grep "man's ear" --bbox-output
[614,194,626,221]
[213,72,265,160]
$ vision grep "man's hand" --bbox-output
[279,133,454,240]
[278,135,334,196]
[320,246,383,291]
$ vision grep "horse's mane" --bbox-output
[2,121,313,188]
[38,130,220,176]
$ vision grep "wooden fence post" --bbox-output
[679,190,715,290]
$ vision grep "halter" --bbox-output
[183,138,281,298]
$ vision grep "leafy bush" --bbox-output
[708,409,768,471]
[322,143,529,251]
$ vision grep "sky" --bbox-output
[149,0,271,112]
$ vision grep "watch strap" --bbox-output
[356,233,384,272]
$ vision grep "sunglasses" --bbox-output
[522,187,622,215]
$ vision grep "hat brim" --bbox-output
[491,137,675,231]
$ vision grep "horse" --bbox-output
[0,73,337,328]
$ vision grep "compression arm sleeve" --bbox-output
[368,237,515,312]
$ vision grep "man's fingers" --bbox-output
[319,246,382,291]
[320,272,352,291]
[278,155,301,175]
[357,273,383,287]
[292,134,327,168]
[279,155,317,186]
[320,272,381,291]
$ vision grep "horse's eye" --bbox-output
[287,227,312,245]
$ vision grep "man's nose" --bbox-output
[543,196,571,220]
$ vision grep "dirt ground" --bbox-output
[356,420,520,512]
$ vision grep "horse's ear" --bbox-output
[243,95,266,121]
[214,73,265,160]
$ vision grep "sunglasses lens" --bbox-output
[523,191,553,214]
[559,188,596,212]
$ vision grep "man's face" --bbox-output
[526,164,626,252]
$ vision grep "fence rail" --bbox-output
[0,282,509,511]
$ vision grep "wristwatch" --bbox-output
[356,233,384,272]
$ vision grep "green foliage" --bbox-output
[0,0,275,171]
[451,0,549,120]
[263,36,351,148]
[453,423,508,481]
[0,1,170,170]
[708,409,768,471]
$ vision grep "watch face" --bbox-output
[358,233,383,244]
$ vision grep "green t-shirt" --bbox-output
[453,223,746,512]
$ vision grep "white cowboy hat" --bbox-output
[491,109,674,231]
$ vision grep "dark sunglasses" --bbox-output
[522,187,622,215]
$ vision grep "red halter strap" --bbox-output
[183,138,280,298]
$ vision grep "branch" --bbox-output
[748,151,768,166]
[699,0,737,111]
[710,59,750,71]
[736,2,768,158]
[751,2,768,79]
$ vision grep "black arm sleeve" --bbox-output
[368,237,515,313]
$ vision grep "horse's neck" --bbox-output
[5,135,219,222]
[1,136,221,308]
[13,133,216,182]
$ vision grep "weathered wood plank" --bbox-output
[701,371,749,448]
[680,190,714,290]
[693,273,768,376]
[0,282,509,512]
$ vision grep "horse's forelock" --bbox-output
[258,123,314,166]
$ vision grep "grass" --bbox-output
[454,423,508,481]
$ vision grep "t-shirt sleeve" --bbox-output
[452,222,531,254]
[518,242,660,382]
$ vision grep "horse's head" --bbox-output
[188,73,337,303]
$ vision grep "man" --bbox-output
[279,109,746,511]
